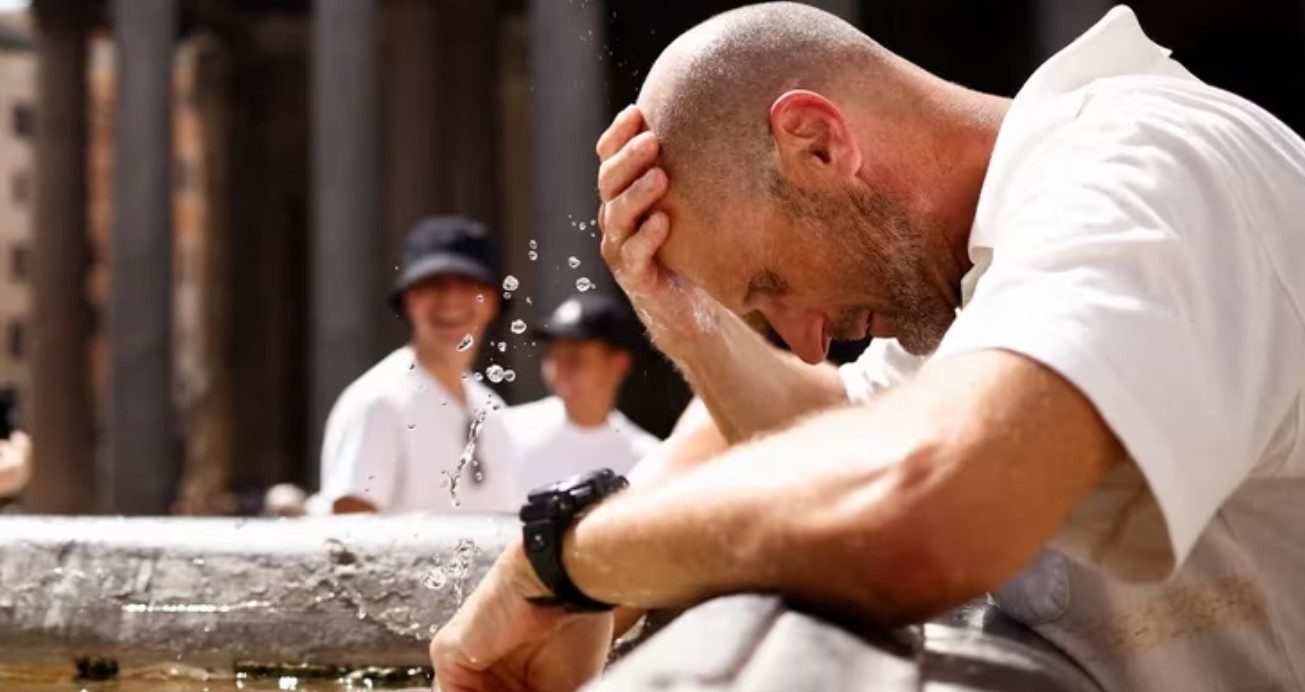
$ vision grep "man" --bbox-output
[482,293,660,495]
[430,5,1305,691]
[318,216,513,514]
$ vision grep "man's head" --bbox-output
[535,294,639,410]
[390,216,501,364]
[637,2,1000,359]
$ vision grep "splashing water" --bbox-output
[529,239,537,249]
[457,334,475,352]
[578,221,588,230]
[568,256,581,269]
[497,342,507,353]
[576,277,594,292]
[486,365,505,383]
[528,250,538,261]
[447,410,490,506]
[472,372,484,382]
[421,538,481,606]
[510,319,527,334]
[503,275,520,292]
[503,369,517,383]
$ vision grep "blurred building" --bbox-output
[14,0,1305,515]
[0,11,34,419]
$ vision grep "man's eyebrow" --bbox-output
[744,269,789,304]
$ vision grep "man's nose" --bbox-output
[761,307,828,365]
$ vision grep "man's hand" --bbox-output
[430,541,614,692]
[0,431,31,498]
[596,106,721,352]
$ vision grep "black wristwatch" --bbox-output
[519,468,629,612]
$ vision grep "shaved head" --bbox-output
[639,3,894,217]
[632,2,1005,358]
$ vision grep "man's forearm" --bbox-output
[558,352,1121,625]
[663,304,847,443]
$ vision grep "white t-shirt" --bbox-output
[317,346,517,514]
[842,7,1305,691]
[480,396,660,496]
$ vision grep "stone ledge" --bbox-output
[0,514,516,669]
[588,595,1102,692]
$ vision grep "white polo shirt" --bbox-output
[841,7,1305,691]
[317,346,516,514]
[480,396,660,496]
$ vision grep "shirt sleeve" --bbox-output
[838,337,929,404]
[318,393,403,511]
[931,97,1305,580]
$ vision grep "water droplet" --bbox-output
[409,361,415,370]
[457,334,474,352]
[394,265,399,271]
[503,369,517,383]
[510,319,527,335]
[590,218,597,226]
[503,292,511,299]
[473,471,484,482]
[473,372,484,382]
[576,277,594,292]
[526,297,533,305]
[529,239,537,249]
[497,342,506,353]
[476,294,485,303]
[422,568,448,590]
[407,423,416,430]
[191,558,205,567]
[503,275,519,292]
[568,256,581,269]
[486,365,505,383]
[578,222,588,230]
[528,250,538,261]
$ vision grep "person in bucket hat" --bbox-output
[318,216,514,514]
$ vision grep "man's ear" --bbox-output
[769,90,861,184]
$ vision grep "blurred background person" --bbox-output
[484,293,660,495]
[0,385,31,508]
[262,482,307,518]
[317,216,514,514]
[0,430,31,505]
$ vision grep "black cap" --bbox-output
[534,293,642,351]
[389,216,499,312]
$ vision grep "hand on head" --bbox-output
[596,106,722,350]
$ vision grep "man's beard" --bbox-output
[772,176,956,356]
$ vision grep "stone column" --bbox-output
[311,0,383,487]
[528,0,608,319]
[28,0,94,514]
[107,0,179,515]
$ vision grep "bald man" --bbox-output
[430,5,1305,691]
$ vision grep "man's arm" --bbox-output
[596,106,848,443]
[565,350,1123,622]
